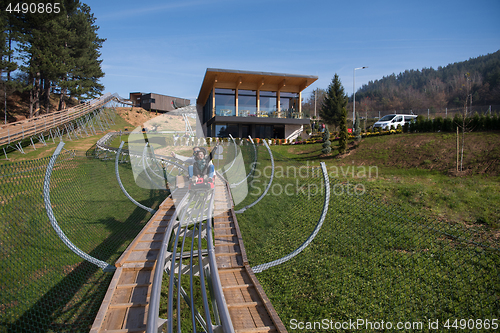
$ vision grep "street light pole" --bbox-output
[353,66,368,124]
[314,89,318,120]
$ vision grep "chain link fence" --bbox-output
[0,136,498,332]
[235,147,499,332]
[356,104,499,119]
[0,146,168,332]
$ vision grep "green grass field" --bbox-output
[0,151,169,332]
[271,132,500,230]
[235,140,499,331]
[0,110,498,332]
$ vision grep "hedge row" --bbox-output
[404,113,500,133]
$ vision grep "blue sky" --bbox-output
[85,0,500,104]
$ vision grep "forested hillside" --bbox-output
[0,0,104,120]
[355,50,500,111]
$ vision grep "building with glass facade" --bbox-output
[196,68,317,139]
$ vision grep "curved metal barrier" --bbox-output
[220,134,238,175]
[235,139,274,214]
[147,192,189,332]
[139,143,167,190]
[230,136,257,188]
[115,141,156,214]
[251,162,330,273]
[43,141,116,272]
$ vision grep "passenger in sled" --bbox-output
[171,146,204,164]
[188,147,215,189]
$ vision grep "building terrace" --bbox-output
[196,68,317,139]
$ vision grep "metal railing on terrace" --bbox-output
[216,107,306,119]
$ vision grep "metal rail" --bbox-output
[230,136,257,188]
[221,134,238,175]
[43,141,115,272]
[147,192,189,332]
[115,141,157,214]
[235,139,274,214]
[252,162,330,273]
[147,185,234,333]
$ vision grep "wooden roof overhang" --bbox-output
[197,68,318,106]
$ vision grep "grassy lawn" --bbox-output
[234,140,499,329]
[1,109,498,331]
[0,151,169,332]
[270,132,500,230]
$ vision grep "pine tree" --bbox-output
[13,1,104,116]
[65,3,105,103]
[17,18,43,118]
[354,111,361,141]
[0,10,20,123]
[321,125,331,154]
[320,73,348,129]
[0,12,19,81]
[16,2,72,116]
[338,107,348,154]
[36,12,73,114]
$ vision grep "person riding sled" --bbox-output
[188,147,215,188]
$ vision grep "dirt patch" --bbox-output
[62,263,79,275]
[114,107,196,133]
[114,107,156,129]
[0,300,18,312]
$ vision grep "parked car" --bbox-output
[372,114,417,130]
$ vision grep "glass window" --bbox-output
[273,125,285,139]
[226,124,239,138]
[239,90,256,95]
[214,123,238,138]
[379,115,396,121]
[242,125,250,139]
[280,92,299,117]
[260,91,276,114]
[255,125,273,139]
[215,124,227,137]
[215,88,233,94]
[238,90,257,116]
[203,91,213,123]
[260,91,276,96]
[215,89,235,116]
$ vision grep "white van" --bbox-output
[372,114,417,130]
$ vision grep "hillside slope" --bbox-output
[275,132,500,177]
[339,132,500,176]
[356,50,500,109]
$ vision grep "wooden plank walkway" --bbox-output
[0,94,116,147]
[91,178,287,333]
[90,191,184,333]
[213,179,287,333]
